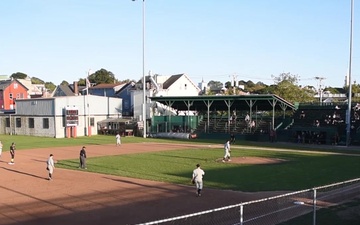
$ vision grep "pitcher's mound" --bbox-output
[216,157,286,164]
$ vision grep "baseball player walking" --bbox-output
[222,139,231,162]
[8,142,16,165]
[191,164,205,197]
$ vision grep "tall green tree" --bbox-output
[270,72,315,103]
[88,68,116,84]
[60,80,69,86]
[224,81,232,89]
[31,77,45,84]
[11,72,28,79]
[208,80,223,90]
[45,82,56,92]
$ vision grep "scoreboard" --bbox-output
[65,107,79,126]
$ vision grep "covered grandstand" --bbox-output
[150,95,360,145]
[150,94,295,140]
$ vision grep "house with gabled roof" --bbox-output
[115,82,136,116]
[52,85,77,97]
[0,79,29,110]
[132,73,201,121]
[16,77,51,98]
[155,73,201,97]
[89,83,126,97]
[52,81,89,97]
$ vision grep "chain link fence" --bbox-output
[137,178,360,225]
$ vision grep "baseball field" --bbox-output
[0,135,359,225]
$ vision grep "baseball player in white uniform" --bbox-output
[223,140,231,162]
[47,154,55,180]
[116,133,121,146]
[191,164,205,197]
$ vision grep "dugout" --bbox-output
[150,94,295,141]
[97,117,136,136]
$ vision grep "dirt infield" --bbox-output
[0,143,281,225]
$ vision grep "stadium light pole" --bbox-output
[132,0,147,138]
[346,0,354,147]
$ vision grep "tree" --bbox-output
[224,81,232,89]
[11,72,28,79]
[31,77,45,84]
[60,80,69,86]
[88,68,116,84]
[270,72,315,103]
[208,80,223,90]
[324,87,340,94]
[271,72,300,85]
[45,82,56,92]
[204,89,215,95]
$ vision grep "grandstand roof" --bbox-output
[150,94,295,112]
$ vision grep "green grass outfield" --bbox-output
[1,134,359,192]
[2,134,359,224]
[57,147,360,192]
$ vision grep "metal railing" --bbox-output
[138,178,360,225]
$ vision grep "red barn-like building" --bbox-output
[0,79,29,110]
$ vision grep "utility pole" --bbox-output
[315,76,326,105]
[231,73,238,95]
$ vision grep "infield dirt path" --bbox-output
[0,142,280,225]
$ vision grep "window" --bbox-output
[43,118,49,129]
[5,118,10,127]
[9,93,13,99]
[90,117,94,126]
[16,118,21,128]
[29,118,34,128]
[16,93,24,99]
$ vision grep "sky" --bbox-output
[0,0,358,89]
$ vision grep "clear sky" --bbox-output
[0,0,358,89]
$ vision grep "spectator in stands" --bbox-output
[300,111,306,119]
[230,133,236,144]
[297,133,302,143]
[314,120,320,127]
[245,113,250,123]
[324,115,331,125]
[270,129,276,143]
[354,112,359,120]
[231,113,237,124]
[333,132,339,145]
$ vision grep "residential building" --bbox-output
[115,82,136,117]
[88,83,126,97]
[0,79,29,110]
[132,73,201,121]
[16,78,52,98]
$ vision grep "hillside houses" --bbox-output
[0,73,204,137]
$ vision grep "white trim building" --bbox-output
[0,95,122,138]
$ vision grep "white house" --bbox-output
[132,73,201,121]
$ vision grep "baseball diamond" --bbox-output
[0,142,359,225]
[0,142,284,225]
